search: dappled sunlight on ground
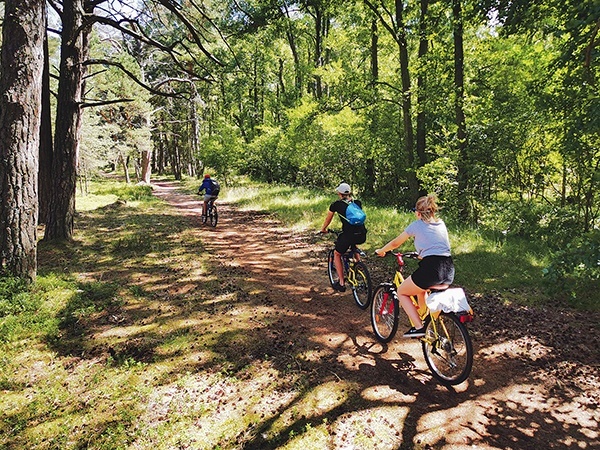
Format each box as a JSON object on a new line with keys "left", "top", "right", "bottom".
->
{"left": 11, "top": 180, "right": 595, "bottom": 450}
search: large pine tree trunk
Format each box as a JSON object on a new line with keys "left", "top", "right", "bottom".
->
{"left": 44, "top": 0, "right": 92, "bottom": 241}
{"left": 39, "top": 24, "right": 54, "bottom": 225}
{"left": 0, "top": 0, "right": 46, "bottom": 281}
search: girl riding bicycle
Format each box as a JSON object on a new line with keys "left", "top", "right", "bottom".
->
{"left": 375, "top": 194, "right": 454, "bottom": 338}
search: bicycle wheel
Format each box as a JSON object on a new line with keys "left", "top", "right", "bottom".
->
{"left": 421, "top": 312, "right": 473, "bottom": 385}
{"left": 349, "top": 261, "right": 372, "bottom": 309}
{"left": 209, "top": 205, "right": 218, "bottom": 227}
{"left": 327, "top": 249, "right": 339, "bottom": 287}
{"left": 370, "top": 284, "right": 399, "bottom": 343}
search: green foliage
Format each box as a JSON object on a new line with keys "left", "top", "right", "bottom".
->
{"left": 543, "top": 231, "right": 600, "bottom": 308}
{"left": 0, "top": 277, "right": 41, "bottom": 318}
{"left": 476, "top": 200, "right": 582, "bottom": 248}
{"left": 416, "top": 157, "right": 458, "bottom": 208}
{"left": 243, "top": 125, "right": 299, "bottom": 184}
{"left": 0, "top": 275, "right": 65, "bottom": 343}
{"left": 94, "top": 184, "right": 155, "bottom": 201}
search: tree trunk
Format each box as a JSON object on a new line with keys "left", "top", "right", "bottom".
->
{"left": 0, "top": 0, "right": 46, "bottom": 281}
{"left": 395, "top": 0, "right": 419, "bottom": 201}
{"left": 44, "top": 0, "right": 92, "bottom": 241}
{"left": 364, "top": 18, "right": 379, "bottom": 199}
{"left": 39, "top": 24, "right": 53, "bottom": 225}
{"left": 141, "top": 149, "right": 152, "bottom": 183}
{"left": 415, "top": 0, "right": 429, "bottom": 167}
{"left": 453, "top": 0, "right": 470, "bottom": 219}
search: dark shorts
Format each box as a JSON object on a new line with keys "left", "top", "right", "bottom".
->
{"left": 411, "top": 255, "right": 455, "bottom": 289}
{"left": 335, "top": 230, "right": 367, "bottom": 254}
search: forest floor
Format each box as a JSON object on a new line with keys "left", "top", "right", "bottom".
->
{"left": 150, "top": 181, "right": 599, "bottom": 449}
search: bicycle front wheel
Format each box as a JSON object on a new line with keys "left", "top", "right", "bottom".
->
{"left": 422, "top": 312, "right": 473, "bottom": 385}
{"left": 370, "top": 284, "right": 399, "bottom": 343}
{"left": 349, "top": 261, "right": 372, "bottom": 309}
{"left": 327, "top": 249, "right": 339, "bottom": 287}
{"left": 209, "top": 205, "right": 218, "bottom": 227}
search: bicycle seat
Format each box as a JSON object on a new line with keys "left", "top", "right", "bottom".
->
{"left": 429, "top": 284, "right": 450, "bottom": 293}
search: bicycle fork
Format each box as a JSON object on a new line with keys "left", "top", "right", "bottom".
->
{"left": 377, "top": 289, "right": 396, "bottom": 316}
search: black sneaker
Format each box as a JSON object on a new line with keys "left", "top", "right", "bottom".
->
{"left": 403, "top": 326, "right": 426, "bottom": 338}
{"left": 332, "top": 281, "right": 346, "bottom": 292}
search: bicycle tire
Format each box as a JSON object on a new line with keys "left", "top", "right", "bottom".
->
{"left": 370, "top": 284, "right": 399, "bottom": 343}
{"left": 209, "top": 205, "right": 218, "bottom": 227}
{"left": 327, "top": 249, "right": 339, "bottom": 287}
{"left": 421, "top": 312, "right": 473, "bottom": 385}
{"left": 350, "top": 261, "right": 372, "bottom": 309}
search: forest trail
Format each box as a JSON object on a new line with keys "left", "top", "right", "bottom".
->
{"left": 152, "top": 180, "right": 599, "bottom": 450}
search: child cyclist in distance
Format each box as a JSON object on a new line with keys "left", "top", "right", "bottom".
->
{"left": 320, "top": 183, "right": 367, "bottom": 292}
{"left": 375, "top": 194, "right": 455, "bottom": 338}
{"left": 197, "top": 174, "right": 219, "bottom": 217}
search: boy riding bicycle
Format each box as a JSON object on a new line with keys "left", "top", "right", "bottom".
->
{"left": 197, "top": 174, "right": 220, "bottom": 217}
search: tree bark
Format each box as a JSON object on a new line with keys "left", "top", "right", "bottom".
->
{"left": 39, "top": 24, "right": 53, "bottom": 225}
{"left": 453, "top": 0, "right": 470, "bottom": 219}
{"left": 0, "top": 0, "right": 46, "bottom": 281}
{"left": 44, "top": 0, "right": 93, "bottom": 241}
{"left": 395, "top": 0, "right": 419, "bottom": 201}
{"left": 416, "top": 0, "right": 429, "bottom": 167}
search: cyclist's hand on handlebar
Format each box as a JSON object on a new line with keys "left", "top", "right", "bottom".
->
{"left": 375, "top": 248, "right": 386, "bottom": 257}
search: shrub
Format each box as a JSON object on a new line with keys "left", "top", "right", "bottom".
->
{"left": 542, "top": 230, "right": 600, "bottom": 308}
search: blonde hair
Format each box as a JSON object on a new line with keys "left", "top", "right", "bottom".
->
{"left": 415, "top": 194, "right": 439, "bottom": 222}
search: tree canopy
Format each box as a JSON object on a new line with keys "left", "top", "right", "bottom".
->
{"left": 0, "top": 0, "right": 598, "bottom": 284}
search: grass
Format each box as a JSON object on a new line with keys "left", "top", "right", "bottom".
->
{"left": 0, "top": 175, "right": 596, "bottom": 449}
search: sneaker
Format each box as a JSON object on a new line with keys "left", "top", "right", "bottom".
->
{"left": 403, "top": 326, "right": 426, "bottom": 338}
{"left": 332, "top": 281, "right": 346, "bottom": 292}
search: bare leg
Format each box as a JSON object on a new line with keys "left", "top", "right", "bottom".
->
{"left": 203, "top": 201, "right": 208, "bottom": 216}
{"left": 334, "top": 250, "right": 345, "bottom": 285}
{"left": 397, "top": 276, "right": 426, "bottom": 328}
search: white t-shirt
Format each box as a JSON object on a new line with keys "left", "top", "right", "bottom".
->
{"left": 405, "top": 219, "right": 451, "bottom": 258}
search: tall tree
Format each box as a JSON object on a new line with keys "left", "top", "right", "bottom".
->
{"left": 452, "top": 0, "right": 469, "bottom": 218}
{"left": 0, "top": 0, "right": 46, "bottom": 281}
{"left": 44, "top": 0, "right": 92, "bottom": 241}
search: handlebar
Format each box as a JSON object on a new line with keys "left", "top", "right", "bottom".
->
{"left": 376, "top": 250, "right": 419, "bottom": 267}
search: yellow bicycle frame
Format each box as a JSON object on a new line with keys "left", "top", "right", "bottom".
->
{"left": 392, "top": 268, "right": 441, "bottom": 332}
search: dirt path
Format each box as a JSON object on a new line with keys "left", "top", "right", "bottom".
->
{"left": 153, "top": 181, "right": 599, "bottom": 449}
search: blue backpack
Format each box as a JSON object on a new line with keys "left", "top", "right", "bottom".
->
{"left": 342, "top": 200, "right": 366, "bottom": 225}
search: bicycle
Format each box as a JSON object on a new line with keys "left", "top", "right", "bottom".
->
{"left": 201, "top": 197, "right": 218, "bottom": 227}
{"left": 325, "top": 229, "right": 373, "bottom": 309}
{"left": 371, "top": 251, "right": 474, "bottom": 385}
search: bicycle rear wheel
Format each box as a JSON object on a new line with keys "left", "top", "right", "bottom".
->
{"left": 349, "top": 261, "right": 372, "bottom": 309}
{"left": 327, "top": 249, "right": 339, "bottom": 287}
{"left": 209, "top": 205, "right": 218, "bottom": 227}
{"left": 371, "top": 284, "right": 399, "bottom": 343}
{"left": 422, "top": 312, "right": 473, "bottom": 385}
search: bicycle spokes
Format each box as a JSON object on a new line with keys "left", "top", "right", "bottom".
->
{"left": 421, "top": 313, "right": 473, "bottom": 385}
